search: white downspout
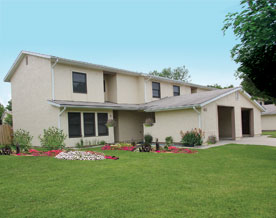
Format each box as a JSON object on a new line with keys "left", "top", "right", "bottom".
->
{"left": 51, "top": 58, "right": 59, "bottom": 100}
{"left": 193, "top": 106, "right": 202, "bottom": 129}
{"left": 58, "top": 107, "right": 66, "bottom": 129}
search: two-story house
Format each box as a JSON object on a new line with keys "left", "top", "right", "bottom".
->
{"left": 4, "top": 51, "right": 265, "bottom": 146}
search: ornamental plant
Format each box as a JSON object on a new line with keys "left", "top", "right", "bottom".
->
{"left": 207, "top": 135, "right": 217, "bottom": 144}
{"left": 13, "top": 129, "right": 33, "bottom": 152}
{"left": 39, "top": 126, "right": 67, "bottom": 150}
{"left": 144, "top": 118, "right": 154, "bottom": 127}
{"left": 165, "top": 136, "right": 173, "bottom": 150}
{"left": 180, "top": 128, "right": 204, "bottom": 147}
{"left": 106, "top": 119, "right": 116, "bottom": 128}
{"left": 144, "top": 134, "right": 153, "bottom": 144}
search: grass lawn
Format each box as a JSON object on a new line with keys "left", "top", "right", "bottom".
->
{"left": 0, "top": 144, "right": 275, "bottom": 218}
{"left": 262, "top": 131, "right": 276, "bottom": 138}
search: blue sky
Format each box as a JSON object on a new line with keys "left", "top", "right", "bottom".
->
{"left": 0, "top": 0, "right": 241, "bottom": 106}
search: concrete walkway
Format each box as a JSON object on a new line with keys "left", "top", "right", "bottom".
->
{"left": 196, "top": 135, "right": 276, "bottom": 149}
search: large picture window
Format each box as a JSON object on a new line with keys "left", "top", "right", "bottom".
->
{"left": 152, "top": 82, "right": 160, "bottom": 98}
{"left": 73, "top": 72, "right": 87, "bottom": 93}
{"left": 84, "top": 113, "right": 95, "bottom": 137}
{"left": 97, "top": 113, "right": 108, "bottom": 136}
{"left": 68, "top": 112, "right": 82, "bottom": 138}
{"left": 173, "top": 85, "right": 180, "bottom": 96}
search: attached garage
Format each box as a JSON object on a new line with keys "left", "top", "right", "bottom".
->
{"left": 262, "top": 104, "right": 276, "bottom": 131}
{"left": 144, "top": 87, "right": 264, "bottom": 143}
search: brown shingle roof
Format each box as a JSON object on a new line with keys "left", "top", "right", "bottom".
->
{"left": 262, "top": 104, "right": 276, "bottom": 115}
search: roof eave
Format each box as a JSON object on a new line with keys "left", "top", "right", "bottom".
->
{"left": 144, "top": 104, "right": 201, "bottom": 112}
{"left": 47, "top": 100, "right": 143, "bottom": 111}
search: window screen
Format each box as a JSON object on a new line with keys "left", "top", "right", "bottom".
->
{"left": 73, "top": 72, "right": 87, "bottom": 93}
{"left": 97, "top": 113, "right": 108, "bottom": 136}
{"left": 173, "top": 85, "right": 180, "bottom": 96}
{"left": 152, "top": 82, "right": 160, "bottom": 98}
{"left": 84, "top": 113, "right": 95, "bottom": 137}
{"left": 68, "top": 112, "right": 81, "bottom": 138}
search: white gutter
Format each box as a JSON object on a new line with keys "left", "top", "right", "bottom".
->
{"left": 193, "top": 106, "right": 202, "bottom": 129}
{"left": 51, "top": 58, "right": 59, "bottom": 100}
{"left": 58, "top": 107, "right": 66, "bottom": 129}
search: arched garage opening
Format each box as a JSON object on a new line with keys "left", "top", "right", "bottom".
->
{"left": 217, "top": 106, "right": 236, "bottom": 140}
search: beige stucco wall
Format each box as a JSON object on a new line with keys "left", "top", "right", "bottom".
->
{"left": 261, "top": 115, "right": 276, "bottom": 131}
{"left": 104, "top": 74, "right": 117, "bottom": 103}
{"left": 202, "top": 91, "right": 262, "bottom": 141}
{"left": 11, "top": 55, "right": 59, "bottom": 146}
{"left": 54, "top": 64, "right": 104, "bottom": 102}
{"left": 144, "top": 109, "right": 198, "bottom": 142}
{"left": 116, "top": 74, "right": 144, "bottom": 104}
{"left": 145, "top": 80, "right": 192, "bottom": 102}
{"left": 115, "top": 110, "right": 147, "bottom": 142}
{"left": 60, "top": 108, "right": 114, "bottom": 147}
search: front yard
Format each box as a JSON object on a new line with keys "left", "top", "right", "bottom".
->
{"left": 0, "top": 144, "right": 275, "bottom": 217}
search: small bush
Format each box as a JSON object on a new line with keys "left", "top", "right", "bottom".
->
{"left": 99, "top": 140, "right": 106, "bottom": 145}
{"left": 180, "top": 128, "right": 203, "bottom": 147}
{"left": 144, "top": 134, "right": 153, "bottom": 144}
{"left": 165, "top": 136, "right": 174, "bottom": 150}
{"left": 76, "top": 139, "right": 84, "bottom": 148}
{"left": 207, "top": 135, "right": 217, "bottom": 144}
{"left": 39, "top": 127, "right": 66, "bottom": 150}
{"left": 13, "top": 129, "right": 33, "bottom": 152}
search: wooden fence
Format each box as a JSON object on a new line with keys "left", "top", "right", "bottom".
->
{"left": 0, "top": 125, "right": 13, "bottom": 145}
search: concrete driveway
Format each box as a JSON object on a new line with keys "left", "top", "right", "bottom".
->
{"left": 199, "top": 135, "right": 276, "bottom": 149}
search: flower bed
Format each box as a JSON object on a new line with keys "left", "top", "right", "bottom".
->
{"left": 102, "top": 145, "right": 197, "bottom": 154}
{"left": 156, "top": 146, "right": 197, "bottom": 154}
{"left": 55, "top": 151, "right": 105, "bottom": 161}
{"left": 102, "top": 145, "right": 134, "bottom": 151}
{"left": 16, "top": 149, "right": 63, "bottom": 156}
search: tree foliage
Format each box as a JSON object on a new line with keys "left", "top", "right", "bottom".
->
{"left": 223, "top": 0, "right": 276, "bottom": 100}
{"left": 0, "top": 104, "right": 5, "bottom": 125}
{"left": 6, "top": 100, "right": 12, "bottom": 111}
{"left": 207, "top": 84, "right": 234, "bottom": 89}
{"left": 149, "top": 65, "right": 191, "bottom": 82}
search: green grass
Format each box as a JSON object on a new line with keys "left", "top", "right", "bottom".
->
{"left": 0, "top": 144, "right": 275, "bottom": 218}
{"left": 262, "top": 131, "right": 276, "bottom": 138}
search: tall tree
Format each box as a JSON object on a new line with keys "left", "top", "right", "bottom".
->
{"left": 6, "top": 100, "right": 12, "bottom": 111}
{"left": 149, "top": 65, "right": 191, "bottom": 82}
{"left": 4, "top": 100, "right": 12, "bottom": 126}
{"left": 207, "top": 84, "right": 234, "bottom": 89}
{"left": 222, "top": 0, "right": 276, "bottom": 100}
{"left": 0, "top": 103, "right": 5, "bottom": 125}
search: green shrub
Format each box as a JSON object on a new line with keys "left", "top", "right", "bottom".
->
{"left": 165, "top": 136, "right": 174, "bottom": 150}
{"left": 207, "top": 135, "right": 217, "bottom": 144}
{"left": 180, "top": 128, "right": 203, "bottom": 147}
{"left": 13, "top": 129, "right": 33, "bottom": 152}
{"left": 99, "top": 140, "right": 106, "bottom": 145}
{"left": 76, "top": 139, "right": 84, "bottom": 148}
{"left": 39, "top": 127, "right": 66, "bottom": 150}
{"left": 144, "top": 134, "right": 153, "bottom": 144}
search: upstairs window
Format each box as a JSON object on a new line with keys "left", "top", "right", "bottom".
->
{"left": 84, "top": 113, "right": 95, "bottom": 137}
{"left": 152, "top": 82, "right": 161, "bottom": 98}
{"left": 68, "top": 112, "right": 82, "bottom": 138}
{"left": 73, "top": 72, "right": 87, "bottom": 93}
{"left": 98, "top": 113, "right": 109, "bottom": 136}
{"left": 173, "top": 85, "right": 180, "bottom": 96}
